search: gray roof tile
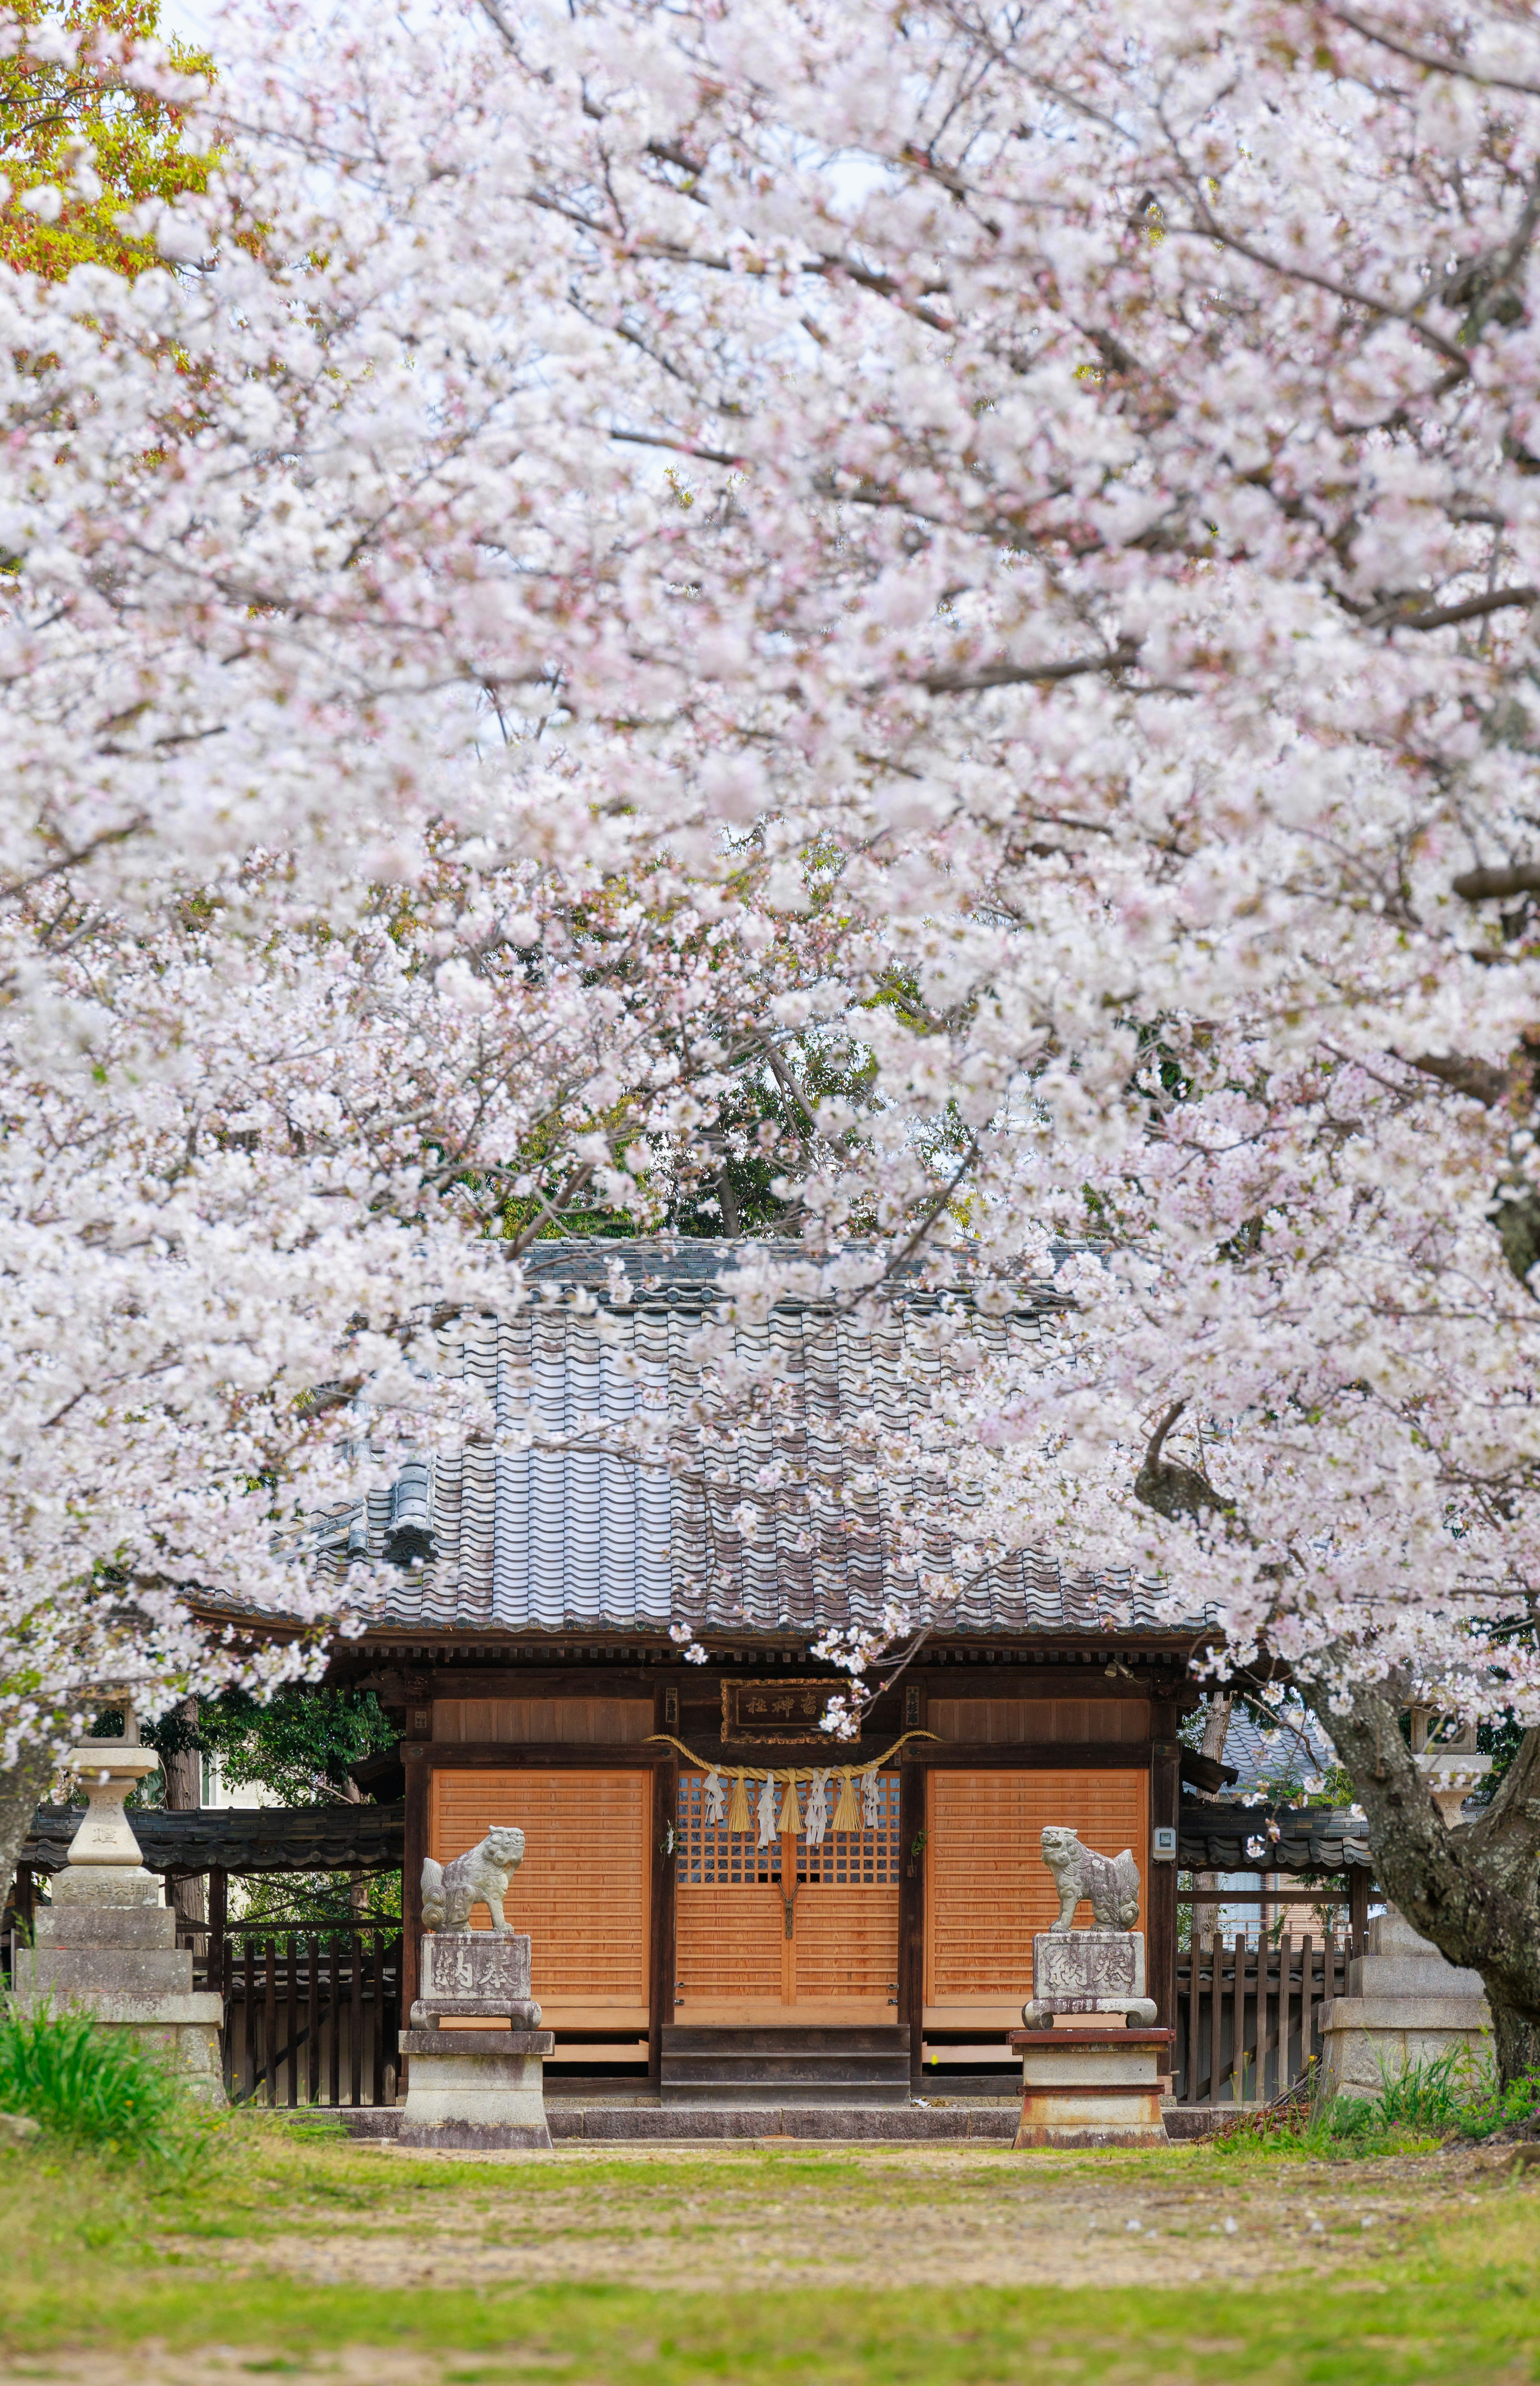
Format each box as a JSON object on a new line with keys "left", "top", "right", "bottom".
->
{"left": 312, "top": 1239, "right": 1187, "bottom": 1643}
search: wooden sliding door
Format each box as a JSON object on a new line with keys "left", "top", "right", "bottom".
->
{"left": 428, "top": 1767, "right": 651, "bottom": 2031}
{"left": 924, "top": 1767, "right": 1149, "bottom": 2029}
{"left": 674, "top": 1771, "right": 901, "bottom": 2024}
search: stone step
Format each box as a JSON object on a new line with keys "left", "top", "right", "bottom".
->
{"left": 660, "top": 2025, "right": 912, "bottom": 2104}
{"left": 663, "top": 2081, "right": 913, "bottom": 2107}
{"left": 663, "top": 2025, "right": 909, "bottom": 2054}
{"left": 665, "top": 2050, "right": 910, "bottom": 2077}
{"left": 287, "top": 2102, "right": 1022, "bottom": 2144}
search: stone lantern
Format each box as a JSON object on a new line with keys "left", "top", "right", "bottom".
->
{"left": 14, "top": 1714, "right": 225, "bottom": 2102}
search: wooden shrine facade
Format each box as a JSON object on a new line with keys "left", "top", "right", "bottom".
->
{"left": 348, "top": 1637, "right": 1196, "bottom": 2086}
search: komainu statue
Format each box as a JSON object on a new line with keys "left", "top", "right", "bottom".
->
{"left": 421, "top": 1826, "right": 526, "bottom": 1934}
{"left": 1040, "top": 1825, "right": 1141, "bottom": 1932}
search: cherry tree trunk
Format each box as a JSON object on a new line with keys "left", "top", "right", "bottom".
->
{"left": 0, "top": 1750, "right": 57, "bottom": 1921}
{"left": 1189, "top": 1692, "right": 1233, "bottom": 1945}
{"left": 1305, "top": 1688, "right": 1540, "bottom": 2089}
{"left": 161, "top": 1696, "right": 206, "bottom": 1936}
{"left": 1493, "top": 2005, "right": 1540, "bottom": 2092}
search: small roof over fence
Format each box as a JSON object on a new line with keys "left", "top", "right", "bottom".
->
{"left": 20, "top": 1796, "right": 1370, "bottom": 1880}
{"left": 1178, "top": 1802, "right": 1370, "bottom": 1874}
{"left": 20, "top": 1802, "right": 406, "bottom": 1880}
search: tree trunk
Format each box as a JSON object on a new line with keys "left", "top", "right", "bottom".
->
{"left": 0, "top": 1748, "right": 58, "bottom": 1919}
{"left": 1493, "top": 2001, "right": 1540, "bottom": 2092}
{"left": 1189, "top": 1692, "right": 1233, "bottom": 1945}
{"left": 162, "top": 1696, "right": 206, "bottom": 1937}
{"left": 1300, "top": 1681, "right": 1540, "bottom": 2088}
{"left": 1128, "top": 1392, "right": 1540, "bottom": 2088}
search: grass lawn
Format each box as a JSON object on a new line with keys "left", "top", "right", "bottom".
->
{"left": 3, "top": 2118, "right": 1540, "bottom": 2384}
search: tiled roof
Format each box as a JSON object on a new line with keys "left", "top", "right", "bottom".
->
{"left": 22, "top": 1802, "right": 406, "bottom": 1879}
{"left": 1177, "top": 1803, "right": 1370, "bottom": 1875}
{"left": 1222, "top": 1700, "right": 1337, "bottom": 1794}
{"left": 301, "top": 1238, "right": 1192, "bottom": 1645}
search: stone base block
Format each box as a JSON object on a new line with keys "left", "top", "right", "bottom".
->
{"left": 409, "top": 2000, "right": 543, "bottom": 2031}
{"left": 399, "top": 2029, "right": 553, "bottom": 2150}
{"left": 112, "top": 2019, "right": 227, "bottom": 2104}
{"left": 1019, "top": 2037, "right": 1162, "bottom": 2088}
{"left": 52, "top": 1865, "right": 160, "bottom": 1909}
{"left": 1009, "top": 2028, "right": 1172, "bottom": 2150}
{"left": 1022, "top": 1999, "right": 1157, "bottom": 2027}
{"left": 35, "top": 1908, "right": 176, "bottom": 1950}
{"left": 16, "top": 1946, "right": 198, "bottom": 2001}
{"left": 13, "top": 1934, "right": 226, "bottom": 2105}
{"left": 14, "top": 1970, "right": 223, "bottom": 2032}
{"left": 1013, "top": 2087, "right": 1168, "bottom": 2148}
{"left": 397, "top": 2118, "right": 554, "bottom": 2150}
{"left": 1348, "top": 1954, "right": 1488, "bottom": 2000}
{"left": 1318, "top": 1998, "right": 1492, "bottom": 2096}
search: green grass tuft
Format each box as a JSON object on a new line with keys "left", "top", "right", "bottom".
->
{"left": 0, "top": 1998, "right": 191, "bottom": 2161}
{"left": 1216, "top": 2047, "right": 1540, "bottom": 2159}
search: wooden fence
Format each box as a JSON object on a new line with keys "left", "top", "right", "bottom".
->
{"left": 195, "top": 1927, "right": 402, "bottom": 2108}
{"left": 1174, "top": 1934, "right": 1356, "bottom": 2105}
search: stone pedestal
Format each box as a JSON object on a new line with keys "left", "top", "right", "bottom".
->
{"left": 1009, "top": 2028, "right": 1173, "bottom": 2148}
{"left": 14, "top": 1745, "right": 224, "bottom": 2104}
{"left": 1021, "top": 1931, "right": 1158, "bottom": 2028}
{"left": 409, "top": 1927, "right": 543, "bottom": 2030}
{"left": 1010, "top": 1925, "right": 1169, "bottom": 2147}
{"left": 399, "top": 1931, "right": 553, "bottom": 2149}
{"left": 398, "top": 2028, "right": 554, "bottom": 2148}
{"left": 1319, "top": 1906, "right": 1492, "bottom": 2094}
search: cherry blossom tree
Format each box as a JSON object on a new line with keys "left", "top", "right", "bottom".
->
{"left": 177, "top": 0, "right": 1540, "bottom": 2069}
{"left": 16, "top": 0, "right": 1540, "bottom": 2074}
{"left": 0, "top": 15, "right": 828, "bottom": 1877}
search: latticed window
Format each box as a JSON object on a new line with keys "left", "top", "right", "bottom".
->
{"left": 677, "top": 1772, "right": 781, "bottom": 1881}
{"left": 803, "top": 1772, "right": 901, "bottom": 1883}
{"left": 676, "top": 1771, "right": 900, "bottom": 1886}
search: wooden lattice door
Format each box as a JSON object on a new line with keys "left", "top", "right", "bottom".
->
{"left": 428, "top": 1768, "right": 652, "bottom": 2031}
{"left": 924, "top": 1767, "right": 1149, "bottom": 2030}
{"left": 674, "top": 1772, "right": 902, "bottom": 2024}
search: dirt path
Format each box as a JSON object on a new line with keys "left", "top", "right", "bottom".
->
{"left": 154, "top": 2141, "right": 1498, "bottom": 2294}
{"left": 8, "top": 2353, "right": 450, "bottom": 2385}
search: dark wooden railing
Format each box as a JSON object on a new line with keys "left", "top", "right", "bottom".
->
{"left": 195, "top": 1925, "right": 402, "bottom": 2108}
{"left": 1173, "top": 1934, "right": 1356, "bottom": 2105}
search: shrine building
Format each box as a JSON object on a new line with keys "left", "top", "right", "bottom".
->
{"left": 312, "top": 1238, "right": 1206, "bottom": 2098}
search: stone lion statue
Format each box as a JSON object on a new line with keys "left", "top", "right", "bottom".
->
{"left": 1040, "top": 1825, "right": 1140, "bottom": 1932}
{"left": 421, "top": 1826, "right": 526, "bottom": 1934}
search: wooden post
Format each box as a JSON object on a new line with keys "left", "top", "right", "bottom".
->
{"left": 220, "top": 1924, "right": 234, "bottom": 2101}
{"left": 162, "top": 1694, "right": 207, "bottom": 1943}
{"left": 307, "top": 1932, "right": 320, "bottom": 2106}
{"left": 1207, "top": 1936, "right": 1224, "bottom": 2107}
{"left": 1306, "top": 1937, "right": 1325, "bottom": 2090}
{"left": 401, "top": 1744, "right": 429, "bottom": 2090}
{"left": 372, "top": 1932, "right": 387, "bottom": 2109}
{"left": 207, "top": 1868, "right": 227, "bottom": 1999}
{"left": 286, "top": 1936, "right": 299, "bottom": 2108}
{"left": 239, "top": 1936, "right": 255, "bottom": 2105}
{"left": 349, "top": 1932, "right": 364, "bottom": 2107}
{"left": 1147, "top": 1738, "right": 1179, "bottom": 2032}
{"left": 328, "top": 1933, "right": 341, "bottom": 2108}
{"left": 263, "top": 1937, "right": 278, "bottom": 2108}
{"left": 898, "top": 1760, "right": 925, "bottom": 2088}
{"left": 1348, "top": 1863, "right": 1370, "bottom": 1953}
{"left": 648, "top": 1757, "right": 676, "bottom": 2091}
{"left": 1179, "top": 1947, "right": 1195, "bottom": 2102}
